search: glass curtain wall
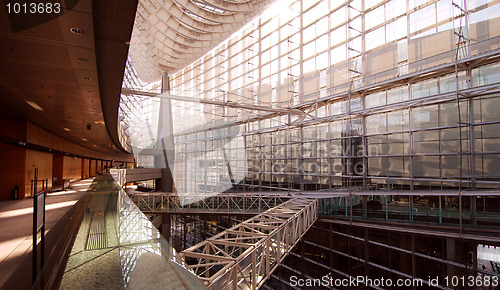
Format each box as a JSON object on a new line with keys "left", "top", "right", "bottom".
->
{"left": 169, "top": 0, "right": 500, "bottom": 192}
{"left": 120, "top": 59, "right": 162, "bottom": 167}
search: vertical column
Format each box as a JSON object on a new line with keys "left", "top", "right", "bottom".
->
{"left": 446, "top": 239, "right": 457, "bottom": 278}
{"left": 161, "top": 214, "right": 171, "bottom": 242}
{"left": 409, "top": 106, "right": 415, "bottom": 190}
{"left": 411, "top": 235, "right": 416, "bottom": 283}
{"left": 156, "top": 72, "right": 175, "bottom": 192}
{"left": 364, "top": 228, "right": 369, "bottom": 277}
{"left": 299, "top": 127, "right": 304, "bottom": 191}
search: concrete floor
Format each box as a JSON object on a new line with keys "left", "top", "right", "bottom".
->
{"left": 0, "top": 178, "right": 93, "bottom": 289}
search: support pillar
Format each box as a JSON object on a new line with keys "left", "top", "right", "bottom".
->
{"left": 161, "top": 214, "right": 171, "bottom": 242}
{"left": 446, "top": 239, "right": 458, "bottom": 278}
{"left": 155, "top": 72, "right": 175, "bottom": 192}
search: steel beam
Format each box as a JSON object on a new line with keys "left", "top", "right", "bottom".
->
{"left": 180, "top": 197, "right": 318, "bottom": 289}
{"left": 120, "top": 88, "right": 306, "bottom": 116}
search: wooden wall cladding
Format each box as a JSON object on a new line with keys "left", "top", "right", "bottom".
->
{"left": 0, "top": 143, "right": 26, "bottom": 200}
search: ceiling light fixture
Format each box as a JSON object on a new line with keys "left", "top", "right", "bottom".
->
{"left": 63, "top": 128, "right": 71, "bottom": 131}
{"left": 70, "top": 28, "right": 83, "bottom": 34}
{"left": 82, "top": 138, "right": 88, "bottom": 141}
{"left": 26, "top": 100, "right": 44, "bottom": 111}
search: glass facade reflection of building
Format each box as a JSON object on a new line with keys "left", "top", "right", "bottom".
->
{"left": 167, "top": 0, "right": 500, "bottom": 194}
{"left": 114, "top": 1, "right": 500, "bottom": 287}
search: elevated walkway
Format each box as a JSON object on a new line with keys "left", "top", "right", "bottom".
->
{"left": 52, "top": 173, "right": 205, "bottom": 290}
{"left": 315, "top": 189, "right": 500, "bottom": 240}
{"left": 0, "top": 179, "right": 90, "bottom": 289}
{"left": 180, "top": 197, "right": 318, "bottom": 289}
{"left": 21, "top": 170, "right": 499, "bottom": 289}
{"left": 84, "top": 170, "right": 500, "bottom": 289}
{"left": 131, "top": 192, "right": 293, "bottom": 215}
{"left": 33, "top": 172, "right": 315, "bottom": 290}
{"left": 110, "top": 168, "right": 161, "bottom": 186}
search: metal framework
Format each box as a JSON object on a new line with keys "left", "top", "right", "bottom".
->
{"left": 120, "top": 88, "right": 306, "bottom": 116}
{"left": 128, "top": 0, "right": 276, "bottom": 81}
{"left": 270, "top": 222, "right": 500, "bottom": 290}
{"left": 131, "top": 192, "right": 293, "bottom": 215}
{"left": 110, "top": 168, "right": 163, "bottom": 187}
{"left": 180, "top": 197, "right": 317, "bottom": 289}
{"left": 170, "top": 45, "right": 500, "bottom": 194}
{"left": 316, "top": 189, "right": 500, "bottom": 237}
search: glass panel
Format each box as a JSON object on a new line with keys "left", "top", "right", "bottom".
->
{"left": 412, "top": 79, "right": 438, "bottom": 99}
{"left": 365, "top": 91, "right": 387, "bottom": 108}
{"left": 387, "top": 86, "right": 409, "bottom": 104}
{"left": 412, "top": 105, "right": 438, "bottom": 129}
{"left": 366, "top": 113, "right": 386, "bottom": 134}
{"left": 439, "top": 72, "right": 467, "bottom": 93}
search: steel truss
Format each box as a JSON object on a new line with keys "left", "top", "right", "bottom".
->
{"left": 180, "top": 197, "right": 318, "bottom": 289}
{"left": 120, "top": 88, "right": 306, "bottom": 116}
{"left": 132, "top": 192, "right": 294, "bottom": 214}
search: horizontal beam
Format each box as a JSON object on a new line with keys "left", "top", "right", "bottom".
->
{"left": 131, "top": 192, "right": 294, "bottom": 214}
{"left": 121, "top": 88, "right": 306, "bottom": 115}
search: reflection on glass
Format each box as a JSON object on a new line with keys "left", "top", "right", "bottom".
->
{"left": 319, "top": 194, "right": 500, "bottom": 230}
{"left": 60, "top": 174, "right": 204, "bottom": 289}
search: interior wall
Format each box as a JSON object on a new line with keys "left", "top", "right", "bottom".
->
{"left": 89, "top": 159, "right": 96, "bottom": 177}
{"left": 63, "top": 156, "right": 82, "bottom": 181}
{"left": 81, "top": 158, "right": 90, "bottom": 179}
{"left": 26, "top": 150, "right": 53, "bottom": 197}
{"left": 0, "top": 143, "right": 26, "bottom": 200}
{"left": 0, "top": 120, "right": 132, "bottom": 199}
{"left": 52, "top": 154, "right": 64, "bottom": 182}
{"left": 97, "top": 160, "right": 102, "bottom": 173}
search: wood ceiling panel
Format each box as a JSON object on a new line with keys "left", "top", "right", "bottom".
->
{"left": 0, "top": 0, "right": 135, "bottom": 158}
{"left": 0, "top": 61, "right": 78, "bottom": 84}
{"left": 0, "top": 37, "right": 73, "bottom": 67}
{"left": 59, "top": 11, "right": 95, "bottom": 49}
{"left": 2, "top": 16, "right": 65, "bottom": 42}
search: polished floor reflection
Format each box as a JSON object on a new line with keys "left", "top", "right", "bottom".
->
{"left": 59, "top": 173, "right": 203, "bottom": 289}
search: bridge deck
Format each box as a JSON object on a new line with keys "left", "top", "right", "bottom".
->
{"left": 131, "top": 192, "right": 294, "bottom": 215}
{"left": 180, "top": 197, "right": 318, "bottom": 289}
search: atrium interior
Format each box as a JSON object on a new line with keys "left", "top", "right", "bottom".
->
{"left": 1, "top": 0, "right": 500, "bottom": 289}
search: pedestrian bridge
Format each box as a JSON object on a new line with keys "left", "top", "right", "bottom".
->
{"left": 128, "top": 191, "right": 318, "bottom": 289}
{"left": 110, "top": 168, "right": 162, "bottom": 186}
{"left": 110, "top": 168, "right": 320, "bottom": 289}
{"left": 180, "top": 197, "right": 318, "bottom": 289}
{"left": 130, "top": 192, "right": 294, "bottom": 215}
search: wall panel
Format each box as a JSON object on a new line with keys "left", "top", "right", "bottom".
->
{"left": 0, "top": 144, "right": 26, "bottom": 200}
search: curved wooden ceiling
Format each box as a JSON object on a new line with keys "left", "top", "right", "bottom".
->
{"left": 0, "top": 0, "right": 137, "bottom": 157}
{"left": 129, "top": 0, "right": 275, "bottom": 82}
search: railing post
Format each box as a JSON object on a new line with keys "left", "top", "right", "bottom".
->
{"left": 251, "top": 250, "right": 256, "bottom": 290}
{"left": 265, "top": 238, "right": 270, "bottom": 278}
{"left": 233, "top": 266, "right": 237, "bottom": 290}
{"left": 277, "top": 229, "right": 281, "bottom": 263}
